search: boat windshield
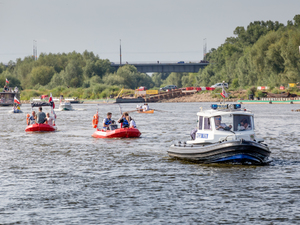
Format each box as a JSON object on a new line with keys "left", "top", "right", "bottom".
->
{"left": 214, "top": 114, "right": 233, "bottom": 131}
{"left": 233, "top": 115, "right": 252, "bottom": 131}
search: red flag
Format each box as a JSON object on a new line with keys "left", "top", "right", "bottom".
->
{"left": 14, "top": 96, "right": 20, "bottom": 104}
{"left": 49, "top": 93, "right": 56, "bottom": 119}
{"left": 6, "top": 78, "right": 9, "bottom": 84}
{"left": 220, "top": 85, "right": 228, "bottom": 98}
{"left": 49, "top": 93, "right": 55, "bottom": 109}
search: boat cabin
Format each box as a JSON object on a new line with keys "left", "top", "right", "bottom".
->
{"left": 0, "top": 91, "right": 20, "bottom": 106}
{"left": 187, "top": 104, "right": 259, "bottom": 145}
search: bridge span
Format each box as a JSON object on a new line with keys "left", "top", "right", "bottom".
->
{"left": 111, "top": 62, "right": 209, "bottom": 73}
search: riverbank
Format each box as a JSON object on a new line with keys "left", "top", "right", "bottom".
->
{"left": 159, "top": 91, "right": 244, "bottom": 103}
{"left": 20, "top": 91, "right": 244, "bottom": 104}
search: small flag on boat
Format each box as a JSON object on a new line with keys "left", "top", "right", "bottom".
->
{"left": 6, "top": 78, "right": 9, "bottom": 84}
{"left": 49, "top": 93, "right": 55, "bottom": 109}
{"left": 14, "top": 96, "right": 20, "bottom": 105}
{"left": 220, "top": 84, "right": 228, "bottom": 98}
{"left": 49, "top": 93, "right": 56, "bottom": 119}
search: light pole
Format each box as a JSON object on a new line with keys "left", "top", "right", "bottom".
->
{"left": 120, "top": 39, "right": 122, "bottom": 65}
{"left": 33, "top": 40, "right": 37, "bottom": 61}
{"left": 203, "top": 38, "right": 207, "bottom": 61}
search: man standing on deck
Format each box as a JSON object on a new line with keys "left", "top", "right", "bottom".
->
{"left": 36, "top": 107, "right": 46, "bottom": 124}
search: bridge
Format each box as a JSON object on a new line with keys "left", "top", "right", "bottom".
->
{"left": 110, "top": 61, "right": 209, "bottom": 73}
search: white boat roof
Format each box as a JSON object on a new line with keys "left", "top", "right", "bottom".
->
{"left": 197, "top": 104, "right": 254, "bottom": 117}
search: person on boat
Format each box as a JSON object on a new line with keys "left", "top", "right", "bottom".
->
{"left": 215, "top": 116, "right": 232, "bottom": 131}
{"left": 45, "top": 113, "right": 55, "bottom": 126}
{"left": 130, "top": 118, "right": 137, "bottom": 128}
{"left": 103, "top": 112, "right": 113, "bottom": 130}
{"left": 136, "top": 105, "right": 143, "bottom": 112}
{"left": 36, "top": 107, "right": 47, "bottom": 124}
{"left": 3, "top": 85, "right": 9, "bottom": 92}
{"left": 142, "top": 103, "right": 149, "bottom": 112}
{"left": 28, "top": 111, "right": 36, "bottom": 125}
{"left": 239, "top": 118, "right": 251, "bottom": 131}
{"left": 118, "top": 112, "right": 130, "bottom": 128}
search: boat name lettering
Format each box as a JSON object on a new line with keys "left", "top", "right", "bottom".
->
{"left": 197, "top": 133, "right": 208, "bottom": 139}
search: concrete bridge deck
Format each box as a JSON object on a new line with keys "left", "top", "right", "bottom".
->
{"left": 111, "top": 62, "right": 209, "bottom": 73}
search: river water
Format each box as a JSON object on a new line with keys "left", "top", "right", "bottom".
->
{"left": 0, "top": 102, "right": 300, "bottom": 224}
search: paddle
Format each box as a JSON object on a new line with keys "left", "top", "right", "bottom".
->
{"left": 149, "top": 108, "right": 168, "bottom": 112}
{"left": 127, "top": 109, "right": 139, "bottom": 113}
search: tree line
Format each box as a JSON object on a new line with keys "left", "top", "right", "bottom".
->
{"left": 1, "top": 14, "right": 299, "bottom": 99}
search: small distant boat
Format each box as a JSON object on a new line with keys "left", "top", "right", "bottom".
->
{"left": 64, "top": 97, "right": 83, "bottom": 104}
{"left": 9, "top": 109, "right": 23, "bottom": 113}
{"left": 137, "top": 109, "right": 154, "bottom": 114}
{"left": 59, "top": 101, "right": 73, "bottom": 111}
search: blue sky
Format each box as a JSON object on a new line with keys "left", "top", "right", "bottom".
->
{"left": 0, "top": 0, "right": 299, "bottom": 64}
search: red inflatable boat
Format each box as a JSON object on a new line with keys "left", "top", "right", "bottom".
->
{"left": 25, "top": 97, "right": 57, "bottom": 132}
{"left": 92, "top": 127, "right": 141, "bottom": 138}
{"left": 25, "top": 123, "right": 57, "bottom": 132}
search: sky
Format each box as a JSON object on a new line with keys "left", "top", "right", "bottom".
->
{"left": 0, "top": 0, "right": 299, "bottom": 64}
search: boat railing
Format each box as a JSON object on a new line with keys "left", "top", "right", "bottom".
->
{"left": 30, "top": 97, "right": 61, "bottom": 102}
{"left": 260, "top": 97, "right": 300, "bottom": 101}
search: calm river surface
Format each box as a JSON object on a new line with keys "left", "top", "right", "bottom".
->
{"left": 0, "top": 102, "right": 300, "bottom": 224}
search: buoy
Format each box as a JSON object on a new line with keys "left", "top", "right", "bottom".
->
{"left": 26, "top": 114, "right": 30, "bottom": 124}
{"left": 92, "top": 114, "right": 99, "bottom": 128}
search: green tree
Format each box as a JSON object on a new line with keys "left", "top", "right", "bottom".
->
{"left": 0, "top": 72, "right": 21, "bottom": 88}
{"left": 64, "top": 60, "right": 83, "bottom": 87}
{"left": 163, "top": 72, "right": 184, "bottom": 88}
{"left": 30, "top": 65, "right": 55, "bottom": 86}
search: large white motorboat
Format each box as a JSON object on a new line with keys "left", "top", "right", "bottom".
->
{"left": 168, "top": 103, "right": 271, "bottom": 164}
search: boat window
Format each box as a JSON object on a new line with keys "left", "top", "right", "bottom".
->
{"left": 233, "top": 115, "right": 252, "bottom": 131}
{"left": 198, "top": 116, "right": 203, "bottom": 130}
{"left": 204, "top": 117, "right": 211, "bottom": 130}
{"left": 214, "top": 114, "right": 233, "bottom": 131}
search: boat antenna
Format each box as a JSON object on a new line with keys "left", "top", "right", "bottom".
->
{"left": 222, "top": 81, "right": 225, "bottom": 104}
{"left": 118, "top": 103, "right": 123, "bottom": 115}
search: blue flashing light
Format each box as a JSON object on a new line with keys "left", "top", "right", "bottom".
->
{"left": 211, "top": 104, "right": 218, "bottom": 110}
{"left": 234, "top": 104, "right": 241, "bottom": 109}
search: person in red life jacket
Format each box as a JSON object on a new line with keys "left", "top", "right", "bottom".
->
{"left": 118, "top": 112, "right": 131, "bottom": 128}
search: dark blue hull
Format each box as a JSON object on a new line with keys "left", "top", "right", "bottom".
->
{"left": 168, "top": 140, "right": 271, "bottom": 165}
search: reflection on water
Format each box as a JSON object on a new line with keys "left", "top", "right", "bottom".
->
{"left": 0, "top": 103, "right": 300, "bottom": 224}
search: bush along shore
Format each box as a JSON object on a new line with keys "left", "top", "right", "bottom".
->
{"left": 19, "top": 85, "right": 300, "bottom": 104}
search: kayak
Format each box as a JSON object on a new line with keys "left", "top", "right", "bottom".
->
{"left": 25, "top": 123, "right": 57, "bottom": 132}
{"left": 137, "top": 109, "right": 154, "bottom": 114}
{"left": 92, "top": 127, "right": 141, "bottom": 138}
